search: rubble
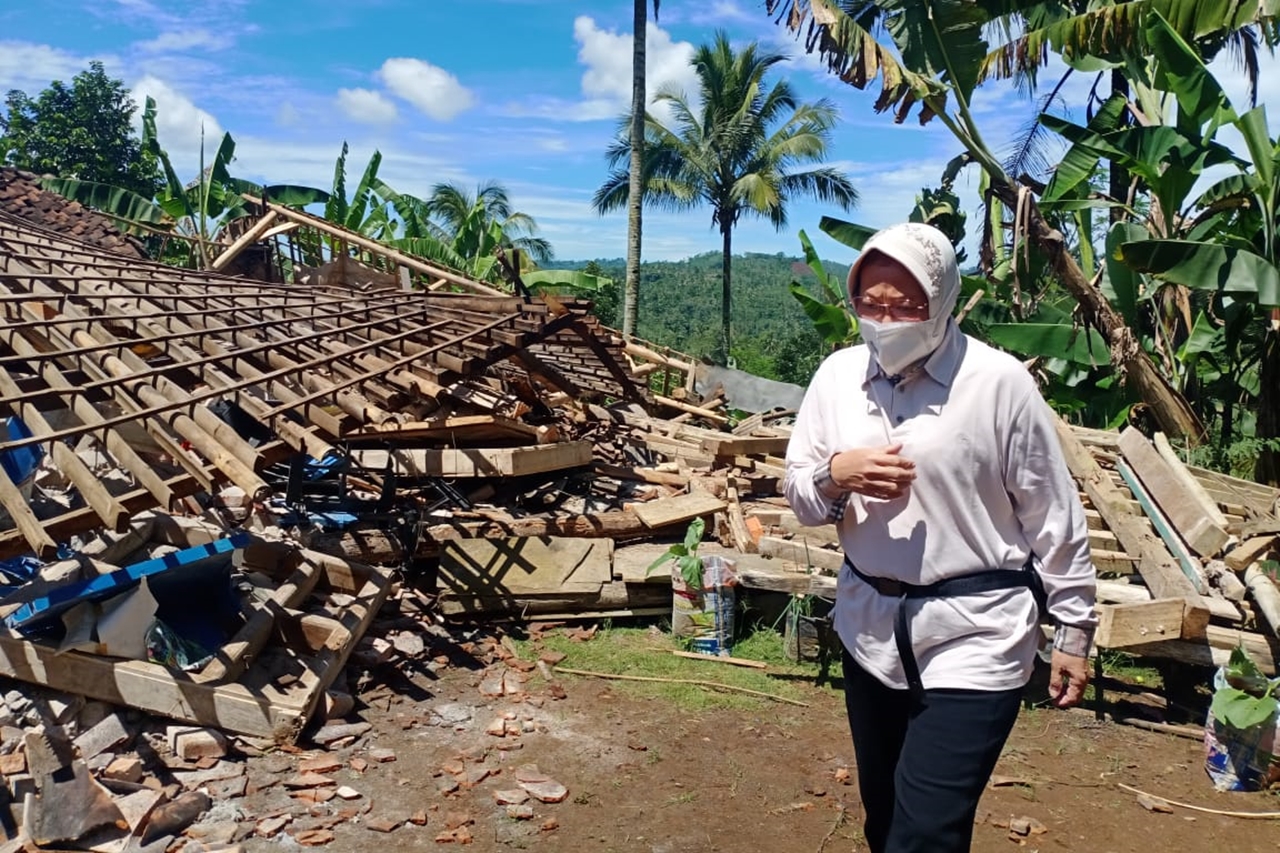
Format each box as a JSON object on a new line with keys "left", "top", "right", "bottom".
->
{"left": 0, "top": 169, "right": 1276, "bottom": 850}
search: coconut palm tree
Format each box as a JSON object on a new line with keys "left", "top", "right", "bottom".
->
{"left": 422, "top": 181, "right": 552, "bottom": 265}
{"left": 594, "top": 32, "right": 858, "bottom": 362}
{"left": 623, "top": 0, "right": 663, "bottom": 341}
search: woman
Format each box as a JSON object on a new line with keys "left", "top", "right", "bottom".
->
{"left": 783, "top": 223, "right": 1096, "bottom": 853}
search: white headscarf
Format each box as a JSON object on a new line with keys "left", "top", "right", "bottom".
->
{"left": 845, "top": 223, "right": 961, "bottom": 375}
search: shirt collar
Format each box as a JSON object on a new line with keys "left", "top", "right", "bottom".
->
{"left": 863, "top": 319, "right": 964, "bottom": 388}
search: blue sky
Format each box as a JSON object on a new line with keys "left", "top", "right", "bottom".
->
{"left": 2, "top": 0, "right": 1277, "bottom": 263}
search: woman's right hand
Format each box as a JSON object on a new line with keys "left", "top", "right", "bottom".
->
{"left": 830, "top": 444, "right": 916, "bottom": 500}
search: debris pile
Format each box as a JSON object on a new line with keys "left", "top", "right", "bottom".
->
{"left": 1, "top": 186, "right": 1279, "bottom": 845}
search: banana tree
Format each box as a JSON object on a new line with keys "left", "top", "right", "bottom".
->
{"left": 764, "top": 0, "right": 1206, "bottom": 441}
{"left": 1105, "top": 15, "right": 1280, "bottom": 481}
{"left": 44, "top": 97, "right": 327, "bottom": 268}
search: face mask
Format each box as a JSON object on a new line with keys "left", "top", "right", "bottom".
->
{"left": 859, "top": 314, "right": 950, "bottom": 376}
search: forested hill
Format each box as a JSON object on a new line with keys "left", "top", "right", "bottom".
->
{"left": 561, "top": 251, "right": 850, "bottom": 384}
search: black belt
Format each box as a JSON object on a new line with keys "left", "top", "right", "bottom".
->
{"left": 845, "top": 557, "right": 1045, "bottom": 700}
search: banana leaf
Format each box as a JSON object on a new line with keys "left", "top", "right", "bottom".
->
{"left": 1119, "top": 239, "right": 1280, "bottom": 306}
{"left": 985, "top": 323, "right": 1110, "bottom": 365}
{"left": 819, "top": 216, "right": 877, "bottom": 251}
{"left": 789, "top": 281, "right": 854, "bottom": 345}
{"left": 1105, "top": 222, "right": 1149, "bottom": 326}
{"left": 523, "top": 269, "right": 610, "bottom": 294}
{"left": 1145, "top": 11, "right": 1236, "bottom": 139}
{"left": 39, "top": 178, "right": 171, "bottom": 226}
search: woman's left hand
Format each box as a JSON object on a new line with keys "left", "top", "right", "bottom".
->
{"left": 1048, "top": 650, "right": 1089, "bottom": 707}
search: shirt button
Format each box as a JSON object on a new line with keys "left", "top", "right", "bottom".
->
{"left": 895, "top": 415, "right": 905, "bottom": 423}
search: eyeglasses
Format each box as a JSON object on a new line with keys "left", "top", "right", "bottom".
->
{"left": 851, "top": 297, "right": 929, "bottom": 322}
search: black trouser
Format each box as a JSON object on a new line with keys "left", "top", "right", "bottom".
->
{"left": 842, "top": 649, "right": 1023, "bottom": 853}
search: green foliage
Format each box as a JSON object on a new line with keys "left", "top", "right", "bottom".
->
{"left": 646, "top": 518, "right": 707, "bottom": 588}
{"left": 0, "top": 62, "right": 159, "bottom": 197}
{"left": 1211, "top": 646, "right": 1280, "bottom": 730}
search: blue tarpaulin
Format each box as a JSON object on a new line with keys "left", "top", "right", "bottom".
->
{"left": 0, "top": 417, "right": 43, "bottom": 485}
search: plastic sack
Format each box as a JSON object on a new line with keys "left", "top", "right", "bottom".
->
{"left": 671, "top": 555, "right": 738, "bottom": 656}
{"left": 1204, "top": 667, "right": 1280, "bottom": 792}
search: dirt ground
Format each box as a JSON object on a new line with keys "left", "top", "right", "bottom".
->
{"left": 211, "top": 621, "right": 1280, "bottom": 853}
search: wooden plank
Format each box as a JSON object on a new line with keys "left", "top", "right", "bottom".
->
{"left": 699, "top": 435, "right": 791, "bottom": 458}
{"left": 1054, "top": 420, "right": 1206, "bottom": 605}
{"left": 439, "top": 537, "right": 613, "bottom": 595}
{"left": 1096, "top": 599, "right": 1206, "bottom": 649}
{"left": 724, "top": 480, "right": 756, "bottom": 554}
{"left": 632, "top": 491, "right": 727, "bottom": 529}
{"left": 354, "top": 441, "right": 591, "bottom": 477}
{"left": 1115, "top": 458, "right": 1206, "bottom": 591}
{"left": 1128, "top": 625, "right": 1280, "bottom": 675}
{"left": 1153, "top": 432, "right": 1231, "bottom": 529}
{"left": 1118, "top": 427, "right": 1230, "bottom": 556}
{"left": 1225, "top": 535, "right": 1278, "bottom": 571}
{"left": 757, "top": 536, "right": 843, "bottom": 572}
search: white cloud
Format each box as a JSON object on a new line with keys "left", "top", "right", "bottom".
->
{"left": 0, "top": 41, "right": 117, "bottom": 94}
{"left": 685, "top": 0, "right": 757, "bottom": 26}
{"left": 336, "top": 87, "right": 398, "bottom": 124}
{"left": 130, "top": 75, "right": 223, "bottom": 171}
{"left": 135, "top": 29, "right": 231, "bottom": 53}
{"left": 378, "top": 58, "right": 473, "bottom": 121}
{"left": 572, "top": 16, "right": 699, "bottom": 122}
{"left": 275, "top": 102, "right": 301, "bottom": 127}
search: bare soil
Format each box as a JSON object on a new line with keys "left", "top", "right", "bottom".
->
{"left": 227, "top": 631, "right": 1280, "bottom": 853}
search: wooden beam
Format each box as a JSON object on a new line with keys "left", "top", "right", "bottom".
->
{"left": 209, "top": 211, "right": 278, "bottom": 271}
{"left": 699, "top": 435, "right": 791, "bottom": 458}
{"left": 1225, "top": 535, "right": 1278, "bottom": 571}
{"left": 1153, "top": 432, "right": 1230, "bottom": 529}
{"left": 354, "top": 441, "right": 592, "bottom": 478}
{"left": 1118, "top": 427, "right": 1230, "bottom": 556}
{"left": 439, "top": 536, "right": 613, "bottom": 596}
{"left": 423, "top": 511, "right": 650, "bottom": 545}
{"left": 1054, "top": 419, "right": 1206, "bottom": 605}
{"left": 1115, "top": 458, "right": 1205, "bottom": 591}
{"left": 757, "top": 536, "right": 843, "bottom": 572}
{"left": 1095, "top": 599, "right": 1209, "bottom": 649}
{"left": 652, "top": 395, "right": 730, "bottom": 424}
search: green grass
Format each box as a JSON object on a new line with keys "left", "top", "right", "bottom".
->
{"left": 512, "top": 624, "right": 842, "bottom": 713}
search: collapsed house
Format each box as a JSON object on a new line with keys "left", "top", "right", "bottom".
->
{"left": 0, "top": 177, "right": 1277, "bottom": 844}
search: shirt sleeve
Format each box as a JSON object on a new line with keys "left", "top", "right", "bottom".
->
{"left": 1004, "top": 386, "right": 1098, "bottom": 642}
{"left": 784, "top": 359, "right": 852, "bottom": 527}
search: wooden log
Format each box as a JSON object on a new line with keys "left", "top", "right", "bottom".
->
{"left": 1225, "top": 535, "right": 1278, "bottom": 571}
{"left": 1244, "top": 564, "right": 1280, "bottom": 638}
{"left": 1095, "top": 599, "right": 1209, "bottom": 648}
{"left": 1054, "top": 420, "right": 1206, "bottom": 606}
{"left": 632, "top": 491, "right": 727, "bottom": 529}
{"left": 1118, "top": 427, "right": 1230, "bottom": 556}
{"left": 0, "top": 463, "right": 56, "bottom": 558}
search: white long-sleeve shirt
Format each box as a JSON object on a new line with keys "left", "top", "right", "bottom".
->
{"left": 783, "top": 323, "right": 1097, "bottom": 691}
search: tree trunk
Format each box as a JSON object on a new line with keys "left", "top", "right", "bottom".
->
{"left": 721, "top": 222, "right": 733, "bottom": 363}
{"left": 1256, "top": 320, "right": 1280, "bottom": 485}
{"left": 623, "top": 0, "right": 646, "bottom": 340}
{"left": 1109, "top": 69, "right": 1130, "bottom": 226}
{"left": 988, "top": 178, "right": 1205, "bottom": 443}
